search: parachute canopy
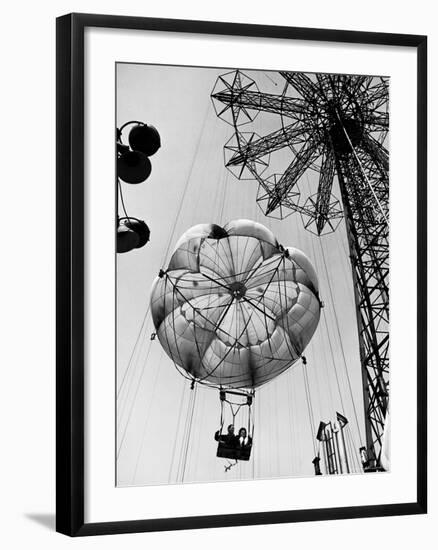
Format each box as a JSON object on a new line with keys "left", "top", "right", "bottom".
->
{"left": 150, "top": 219, "right": 321, "bottom": 390}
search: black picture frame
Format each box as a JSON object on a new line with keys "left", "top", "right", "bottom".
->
{"left": 56, "top": 12, "right": 427, "bottom": 537}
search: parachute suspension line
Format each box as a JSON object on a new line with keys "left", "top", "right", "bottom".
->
{"left": 342, "top": 422, "right": 355, "bottom": 473}
{"left": 318, "top": 237, "right": 362, "bottom": 444}
{"left": 302, "top": 357, "right": 317, "bottom": 457}
{"left": 321, "top": 308, "right": 347, "bottom": 415}
{"left": 207, "top": 236, "right": 225, "bottom": 388}
{"left": 182, "top": 382, "right": 198, "bottom": 482}
{"left": 301, "top": 170, "right": 362, "bottom": 461}
{"left": 176, "top": 385, "right": 192, "bottom": 482}
{"left": 286, "top": 368, "right": 297, "bottom": 473}
{"left": 117, "top": 102, "right": 208, "bottom": 447}
{"left": 345, "top": 424, "right": 362, "bottom": 473}
{"left": 301, "top": 171, "right": 336, "bottom": 409}
{"left": 220, "top": 396, "right": 225, "bottom": 432}
{"left": 163, "top": 283, "right": 256, "bottom": 386}
{"left": 226, "top": 401, "right": 244, "bottom": 424}
{"left": 157, "top": 114, "right": 226, "bottom": 387}
{"left": 130, "top": 355, "right": 163, "bottom": 484}
{"left": 118, "top": 107, "right": 210, "bottom": 454}
{"left": 117, "top": 317, "right": 151, "bottom": 431}
{"left": 117, "top": 321, "right": 156, "bottom": 458}
{"left": 253, "top": 392, "right": 260, "bottom": 479}
{"left": 343, "top": 424, "right": 357, "bottom": 473}
{"left": 278, "top": 210, "right": 321, "bottom": 468}
{"left": 117, "top": 300, "right": 156, "bottom": 452}
{"left": 285, "top": 196, "right": 322, "bottom": 466}
{"left": 178, "top": 382, "right": 198, "bottom": 483}
{"left": 161, "top": 270, "right": 202, "bottom": 386}
{"left": 243, "top": 254, "right": 286, "bottom": 367}
{"left": 164, "top": 276, "right": 203, "bottom": 386}
{"left": 274, "top": 382, "right": 281, "bottom": 476}
{"left": 192, "top": 389, "right": 206, "bottom": 476}
{"left": 117, "top": 308, "right": 150, "bottom": 399}
{"left": 248, "top": 400, "right": 254, "bottom": 438}
{"left": 165, "top": 268, "right": 236, "bottom": 388}
{"left": 162, "top": 99, "right": 211, "bottom": 266}
{"left": 117, "top": 215, "right": 155, "bottom": 407}
{"left": 266, "top": 383, "right": 273, "bottom": 478}
{"left": 168, "top": 378, "right": 187, "bottom": 483}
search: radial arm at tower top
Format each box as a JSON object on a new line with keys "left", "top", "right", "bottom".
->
{"left": 211, "top": 70, "right": 389, "bottom": 470}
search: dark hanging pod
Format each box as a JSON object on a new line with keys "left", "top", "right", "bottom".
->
{"left": 124, "top": 218, "right": 151, "bottom": 248}
{"left": 117, "top": 142, "right": 130, "bottom": 155}
{"left": 117, "top": 150, "right": 152, "bottom": 184}
{"left": 117, "top": 224, "right": 140, "bottom": 253}
{"left": 128, "top": 124, "right": 161, "bottom": 157}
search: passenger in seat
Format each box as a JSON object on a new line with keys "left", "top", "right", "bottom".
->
{"left": 215, "top": 424, "right": 238, "bottom": 447}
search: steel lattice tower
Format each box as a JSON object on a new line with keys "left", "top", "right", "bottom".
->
{"left": 211, "top": 70, "right": 389, "bottom": 469}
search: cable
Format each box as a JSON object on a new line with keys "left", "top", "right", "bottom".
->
{"left": 117, "top": 308, "right": 150, "bottom": 399}
{"left": 302, "top": 362, "right": 318, "bottom": 456}
{"left": 337, "top": 110, "right": 388, "bottom": 223}
{"left": 318, "top": 237, "right": 363, "bottom": 443}
{"left": 168, "top": 380, "right": 187, "bottom": 483}
{"left": 117, "top": 326, "right": 155, "bottom": 458}
{"left": 161, "top": 100, "right": 211, "bottom": 266}
{"left": 130, "top": 355, "right": 163, "bottom": 484}
{"left": 180, "top": 383, "right": 198, "bottom": 483}
{"left": 118, "top": 178, "right": 130, "bottom": 219}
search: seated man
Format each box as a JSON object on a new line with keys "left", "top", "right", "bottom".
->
{"left": 215, "top": 424, "right": 238, "bottom": 448}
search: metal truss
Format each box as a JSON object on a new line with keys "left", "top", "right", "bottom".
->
{"left": 211, "top": 70, "right": 390, "bottom": 469}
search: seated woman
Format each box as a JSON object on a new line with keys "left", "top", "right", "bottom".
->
{"left": 236, "top": 427, "right": 253, "bottom": 460}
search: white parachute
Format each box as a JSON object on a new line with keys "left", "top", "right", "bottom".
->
{"left": 150, "top": 219, "right": 321, "bottom": 389}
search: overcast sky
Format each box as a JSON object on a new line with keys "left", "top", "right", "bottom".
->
{"left": 116, "top": 63, "right": 367, "bottom": 487}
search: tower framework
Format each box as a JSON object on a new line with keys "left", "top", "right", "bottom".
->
{"left": 211, "top": 70, "right": 389, "bottom": 469}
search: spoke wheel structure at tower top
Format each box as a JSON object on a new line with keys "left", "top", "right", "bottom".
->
{"left": 211, "top": 70, "right": 389, "bottom": 470}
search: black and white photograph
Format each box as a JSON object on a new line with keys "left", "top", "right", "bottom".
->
{"left": 116, "top": 63, "right": 390, "bottom": 487}
{"left": 0, "top": 1, "right": 430, "bottom": 546}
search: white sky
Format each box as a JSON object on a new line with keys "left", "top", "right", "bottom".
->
{"left": 116, "top": 63, "right": 367, "bottom": 487}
